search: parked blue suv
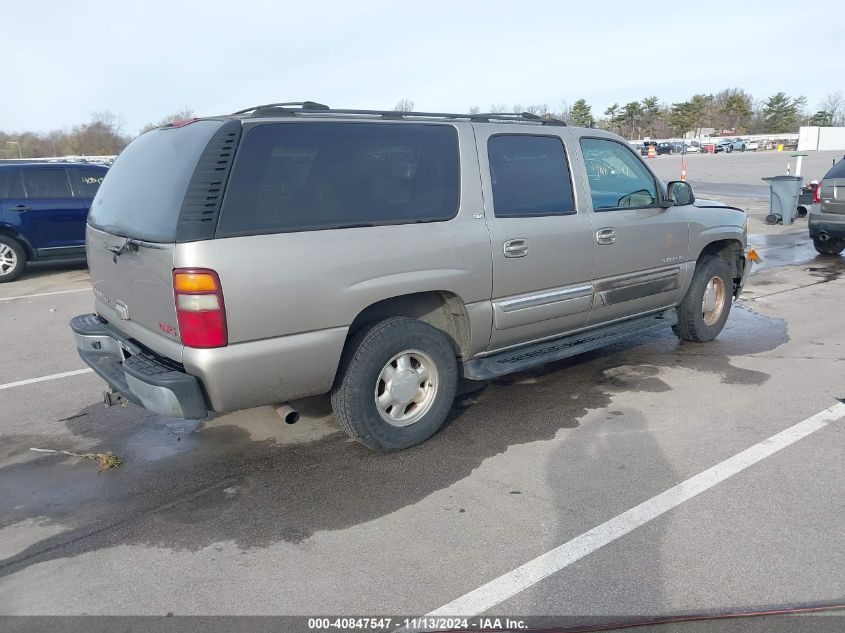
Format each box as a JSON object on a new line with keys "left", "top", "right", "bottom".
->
{"left": 0, "top": 162, "right": 107, "bottom": 282}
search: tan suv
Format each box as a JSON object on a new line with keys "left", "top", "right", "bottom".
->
{"left": 71, "top": 102, "right": 751, "bottom": 450}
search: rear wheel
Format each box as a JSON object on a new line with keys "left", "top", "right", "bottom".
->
{"left": 0, "top": 236, "right": 26, "bottom": 283}
{"left": 741, "top": 145, "right": 747, "bottom": 152}
{"left": 673, "top": 256, "right": 733, "bottom": 342}
{"left": 813, "top": 237, "right": 845, "bottom": 255}
{"left": 331, "top": 317, "right": 458, "bottom": 451}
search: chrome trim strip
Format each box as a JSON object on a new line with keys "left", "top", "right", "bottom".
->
{"left": 498, "top": 284, "right": 593, "bottom": 312}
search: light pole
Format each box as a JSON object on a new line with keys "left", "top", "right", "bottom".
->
{"left": 5, "top": 141, "right": 22, "bottom": 159}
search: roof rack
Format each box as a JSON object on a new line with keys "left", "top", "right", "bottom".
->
{"left": 229, "top": 102, "right": 566, "bottom": 126}
{"left": 231, "top": 101, "right": 331, "bottom": 115}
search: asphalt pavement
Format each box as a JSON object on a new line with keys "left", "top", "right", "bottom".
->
{"left": 1, "top": 152, "right": 844, "bottom": 630}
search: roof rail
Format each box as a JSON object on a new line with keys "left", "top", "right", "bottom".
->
{"left": 229, "top": 102, "right": 566, "bottom": 126}
{"left": 230, "top": 101, "right": 330, "bottom": 115}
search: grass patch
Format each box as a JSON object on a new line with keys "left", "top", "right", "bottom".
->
{"left": 30, "top": 447, "right": 123, "bottom": 470}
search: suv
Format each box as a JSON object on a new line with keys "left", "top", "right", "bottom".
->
{"left": 0, "top": 162, "right": 108, "bottom": 282}
{"left": 70, "top": 103, "right": 751, "bottom": 451}
{"left": 808, "top": 158, "right": 845, "bottom": 255}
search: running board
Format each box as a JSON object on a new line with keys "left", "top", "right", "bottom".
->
{"left": 463, "top": 310, "right": 677, "bottom": 381}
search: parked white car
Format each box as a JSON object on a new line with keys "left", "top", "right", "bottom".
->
{"left": 684, "top": 142, "right": 701, "bottom": 153}
{"left": 731, "top": 138, "right": 758, "bottom": 152}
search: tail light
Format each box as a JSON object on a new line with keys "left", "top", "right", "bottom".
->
{"left": 173, "top": 269, "right": 228, "bottom": 348}
{"left": 813, "top": 181, "right": 822, "bottom": 204}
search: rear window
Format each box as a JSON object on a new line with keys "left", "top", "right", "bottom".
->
{"left": 217, "top": 122, "right": 460, "bottom": 236}
{"left": 69, "top": 168, "right": 106, "bottom": 198}
{"left": 21, "top": 169, "right": 72, "bottom": 198}
{"left": 826, "top": 159, "right": 845, "bottom": 179}
{"left": 88, "top": 120, "right": 224, "bottom": 242}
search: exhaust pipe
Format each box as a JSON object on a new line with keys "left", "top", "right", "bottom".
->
{"left": 818, "top": 231, "right": 830, "bottom": 242}
{"left": 274, "top": 403, "right": 300, "bottom": 424}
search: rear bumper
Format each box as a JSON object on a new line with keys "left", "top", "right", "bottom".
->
{"left": 70, "top": 314, "right": 208, "bottom": 419}
{"left": 808, "top": 217, "right": 845, "bottom": 240}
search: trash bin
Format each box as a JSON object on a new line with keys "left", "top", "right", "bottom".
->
{"left": 762, "top": 175, "right": 803, "bottom": 225}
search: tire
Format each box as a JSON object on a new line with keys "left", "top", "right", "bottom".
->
{"left": 725, "top": 145, "right": 733, "bottom": 153}
{"left": 331, "top": 316, "right": 458, "bottom": 451}
{"left": 673, "top": 256, "right": 733, "bottom": 343}
{"left": 741, "top": 145, "right": 746, "bottom": 152}
{"left": 0, "top": 235, "right": 26, "bottom": 283}
{"left": 813, "top": 237, "right": 845, "bottom": 255}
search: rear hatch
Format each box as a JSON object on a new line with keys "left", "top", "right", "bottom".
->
{"left": 820, "top": 160, "right": 845, "bottom": 215}
{"left": 86, "top": 119, "right": 241, "bottom": 360}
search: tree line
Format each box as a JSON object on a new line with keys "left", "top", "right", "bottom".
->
{"left": 0, "top": 109, "right": 195, "bottom": 160}
{"left": 457, "top": 90, "right": 843, "bottom": 140}
{"left": 2, "top": 92, "right": 843, "bottom": 159}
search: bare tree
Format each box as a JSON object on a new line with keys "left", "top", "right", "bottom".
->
{"left": 468, "top": 106, "right": 480, "bottom": 114}
{"left": 820, "top": 92, "right": 844, "bottom": 126}
{"left": 489, "top": 104, "right": 508, "bottom": 113}
{"left": 523, "top": 104, "right": 550, "bottom": 117}
{"left": 393, "top": 99, "right": 415, "bottom": 112}
{"left": 140, "top": 108, "right": 196, "bottom": 134}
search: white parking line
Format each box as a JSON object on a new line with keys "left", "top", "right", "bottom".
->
{"left": 0, "top": 288, "right": 89, "bottom": 302}
{"left": 0, "top": 368, "right": 93, "bottom": 391}
{"left": 424, "top": 402, "right": 845, "bottom": 618}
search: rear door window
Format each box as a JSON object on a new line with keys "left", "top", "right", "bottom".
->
{"left": 0, "top": 170, "right": 18, "bottom": 198}
{"left": 69, "top": 169, "right": 106, "bottom": 198}
{"left": 218, "top": 122, "right": 460, "bottom": 236}
{"left": 21, "top": 169, "right": 72, "bottom": 199}
{"left": 487, "top": 134, "right": 576, "bottom": 217}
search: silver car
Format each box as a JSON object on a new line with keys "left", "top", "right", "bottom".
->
{"left": 71, "top": 102, "right": 752, "bottom": 450}
{"left": 809, "top": 158, "right": 845, "bottom": 255}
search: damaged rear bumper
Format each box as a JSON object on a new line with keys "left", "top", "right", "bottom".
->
{"left": 70, "top": 314, "right": 208, "bottom": 420}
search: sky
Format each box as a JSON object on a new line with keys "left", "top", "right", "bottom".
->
{"left": 3, "top": 0, "right": 843, "bottom": 135}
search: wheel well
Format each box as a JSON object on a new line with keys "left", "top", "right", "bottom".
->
{"left": 699, "top": 239, "right": 743, "bottom": 280}
{"left": 0, "top": 227, "right": 33, "bottom": 260}
{"left": 347, "top": 291, "right": 472, "bottom": 360}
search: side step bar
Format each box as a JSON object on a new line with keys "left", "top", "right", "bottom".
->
{"left": 463, "top": 310, "right": 677, "bottom": 381}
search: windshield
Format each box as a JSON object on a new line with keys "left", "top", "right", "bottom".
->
{"left": 88, "top": 120, "right": 223, "bottom": 242}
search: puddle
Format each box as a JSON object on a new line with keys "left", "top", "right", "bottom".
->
{"left": 0, "top": 306, "right": 788, "bottom": 577}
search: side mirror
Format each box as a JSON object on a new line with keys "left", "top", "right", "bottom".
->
{"left": 667, "top": 180, "right": 695, "bottom": 206}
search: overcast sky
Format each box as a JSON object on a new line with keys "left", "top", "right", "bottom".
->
{"left": 3, "top": 0, "right": 843, "bottom": 135}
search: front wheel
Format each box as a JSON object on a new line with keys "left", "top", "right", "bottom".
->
{"left": 0, "top": 236, "right": 26, "bottom": 283}
{"left": 331, "top": 317, "right": 458, "bottom": 451}
{"left": 725, "top": 145, "right": 733, "bottom": 153}
{"left": 813, "top": 236, "right": 845, "bottom": 255}
{"left": 673, "top": 256, "right": 733, "bottom": 342}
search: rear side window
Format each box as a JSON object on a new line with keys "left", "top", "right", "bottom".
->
{"left": 487, "top": 135, "right": 576, "bottom": 217}
{"left": 21, "top": 169, "right": 72, "bottom": 199}
{"left": 218, "top": 122, "right": 460, "bottom": 236}
{"left": 69, "top": 168, "right": 106, "bottom": 198}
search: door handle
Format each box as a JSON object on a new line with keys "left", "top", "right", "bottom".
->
{"left": 596, "top": 228, "right": 616, "bottom": 245}
{"left": 503, "top": 238, "right": 529, "bottom": 258}
{"left": 13, "top": 205, "right": 31, "bottom": 213}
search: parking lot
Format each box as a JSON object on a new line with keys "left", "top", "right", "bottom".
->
{"left": 1, "top": 150, "right": 844, "bottom": 627}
